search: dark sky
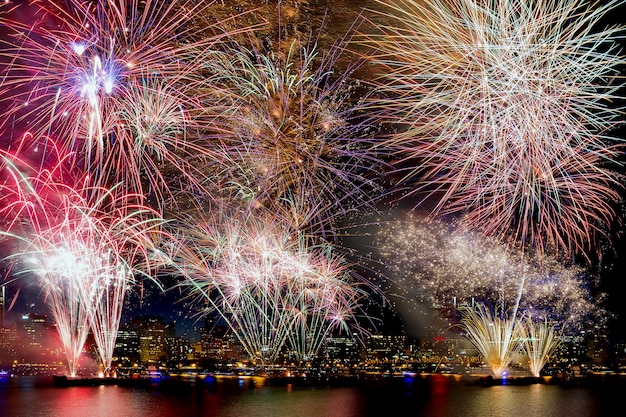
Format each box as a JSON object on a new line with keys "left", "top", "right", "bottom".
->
{"left": 1, "top": 0, "right": 626, "bottom": 345}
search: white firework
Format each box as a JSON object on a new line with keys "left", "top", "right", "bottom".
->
{"left": 364, "top": 0, "right": 625, "bottom": 258}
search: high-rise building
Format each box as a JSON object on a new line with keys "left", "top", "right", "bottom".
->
{"left": 130, "top": 316, "right": 167, "bottom": 364}
{"left": 366, "top": 334, "right": 407, "bottom": 360}
{"left": 323, "top": 334, "right": 360, "bottom": 361}
{"left": 18, "top": 313, "right": 48, "bottom": 350}
{"left": 0, "top": 327, "right": 18, "bottom": 364}
{"left": 165, "top": 336, "right": 193, "bottom": 363}
{"left": 198, "top": 317, "right": 240, "bottom": 361}
{"left": 114, "top": 326, "right": 140, "bottom": 365}
{"left": 12, "top": 313, "right": 58, "bottom": 365}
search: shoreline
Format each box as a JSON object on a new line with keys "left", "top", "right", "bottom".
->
{"left": 48, "top": 371, "right": 626, "bottom": 389}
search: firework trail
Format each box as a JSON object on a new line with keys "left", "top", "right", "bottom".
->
{"left": 459, "top": 304, "right": 561, "bottom": 377}
{"left": 458, "top": 303, "right": 522, "bottom": 377}
{"left": 200, "top": 31, "right": 384, "bottom": 240}
{"left": 0, "top": 138, "right": 167, "bottom": 376}
{"left": 282, "top": 241, "right": 367, "bottom": 362}
{"left": 375, "top": 214, "right": 606, "bottom": 332}
{"left": 519, "top": 316, "right": 560, "bottom": 377}
{"left": 166, "top": 207, "right": 371, "bottom": 364}
{"left": 363, "top": 0, "right": 625, "bottom": 258}
{"left": 0, "top": 0, "right": 256, "bottom": 208}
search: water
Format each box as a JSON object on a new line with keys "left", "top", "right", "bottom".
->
{"left": 1, "top": 374, "right": 624, "bottom": 417}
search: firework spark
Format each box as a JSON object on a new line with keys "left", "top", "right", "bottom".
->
{"left": 458, "top": 303, "right": 522, "bottom": 377}
{"left": 375, "top": 214, "right": 606, "bottom": 332}
{"left": 0, "top": 138, "right": 167, "bottom": 376}
{"left": 459, "top": 304, "right": 561, "bottom": 377}
{"left": 0, "top": 0, "right": 255, "bottom": 207}
{"left": 201, "top": 34, "right": 383, "bottom": 239}
{"left": 363, "top": 0, "right": 625, "bottom": 258}
{"left": 167, "top": 208, "right": 371, "bottom": 364}
{"left": 519, "top": 316, "right": 561, "bottom": 377}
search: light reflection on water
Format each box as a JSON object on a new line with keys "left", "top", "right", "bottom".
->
{"left": 0, "top": 375, "right": 623, "bottom": 417}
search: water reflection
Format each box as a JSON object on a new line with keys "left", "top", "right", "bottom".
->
{"left": 1, "top": 375, "right": 626, "bottom": 417}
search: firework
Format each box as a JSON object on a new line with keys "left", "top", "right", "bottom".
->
{"left": 375, "top": 214, "right": 606, "bottom": 332}
{"left": 0, "top": 0, "right": 254, "bottom": 207}
{"left": 167, "top": 208, "right": 370, "bottom": 364}
{"left": 283, "top": 243, "right": 367, "bottom": 362}
{"left": 200, "top": 33, "right": 383, "bottom": 239}
{"left": 518, "top": 316, "right": 560, "bottom": 377}
{"left": 30, "top": 245, "right": 92, "bottom": 378}
{"left": 0, "top": 139, "right": 166, "bottom": 376}
{"left": 459, "top": 304, "right": 561, "bottom": 377}
{"left": 363, "top": 0, "right": 625, "bottom": 257}
{"left": 458, "top": 303, "right": 522, "bottom": 377}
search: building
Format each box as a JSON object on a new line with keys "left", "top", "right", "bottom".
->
{"left": 366, "top": 334, "right": 407, "bottom": 361}
{"left": 197, "top": 317, "right": 244, "bottom": 361}
{"left": 130, "top": 316, "right": 168, "bottom": 364}
{"left": 165, "top": 335, "right": 194, "bottom": 363}
{"left": 322, "top": 333, "right": 360, "bottom": 362}
{"left": 114, "top": 326, "right": 140, "bottom": 365}
{"left": 16, "top": 313, "right": 51, "bottom": 361}
{"left": 0, "top": 327, "right": 17, "bottom": 365}
{"left": 0, "top": 286, "right": 5, "bottom": 328}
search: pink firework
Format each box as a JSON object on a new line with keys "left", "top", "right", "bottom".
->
{"left": 168, "top": 207, "right": 371, "bottom": 364}
{"left": 363, "top": 0, "right": 625, "bottom": 258}
{"left": 0, "top": 137, "right": 167, "bottom": 376}
{"left": 0, "top": 0, "right": 255, "bottom": 208}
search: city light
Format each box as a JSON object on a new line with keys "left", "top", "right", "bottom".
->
{"left": 0, "top": 0, "right": 623, "bottom": 383}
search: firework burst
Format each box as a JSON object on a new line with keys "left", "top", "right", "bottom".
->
{"left": 167, "top": 207, "right": 371, "bottom": 364}
{"left": 375, "top": 214, "right": 606, "bottom": 332}
{"left": 459, "top": 304, "right": 561, "bottom": 377}
{"left": 0, "top": 0, "right": 252, "bottom": 207}
{"left": 458, "top": 303, "right": 522, "bottom": 377}
{"left": 0, "top": 138, "right": 167, "bottom": 376}
{"left": 201, "top": 32, "right": 383, "bottom": 239}
{"left": 363, "top": 0, "right": 626, "bottom": 258}
{"left": 518, "top": 316, "right": 561, "bottom": 377}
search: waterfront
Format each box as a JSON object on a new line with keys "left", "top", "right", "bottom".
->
{"left": 1, "top": 374, "right": 625, "bottom": 417}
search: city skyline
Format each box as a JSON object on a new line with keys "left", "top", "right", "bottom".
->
{"left": 1, "top": 0, "right": 626, "bottom": 378}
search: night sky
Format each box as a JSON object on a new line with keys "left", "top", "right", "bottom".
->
{"left": 1, "top": 0, "right": 626, "bottom": 347}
